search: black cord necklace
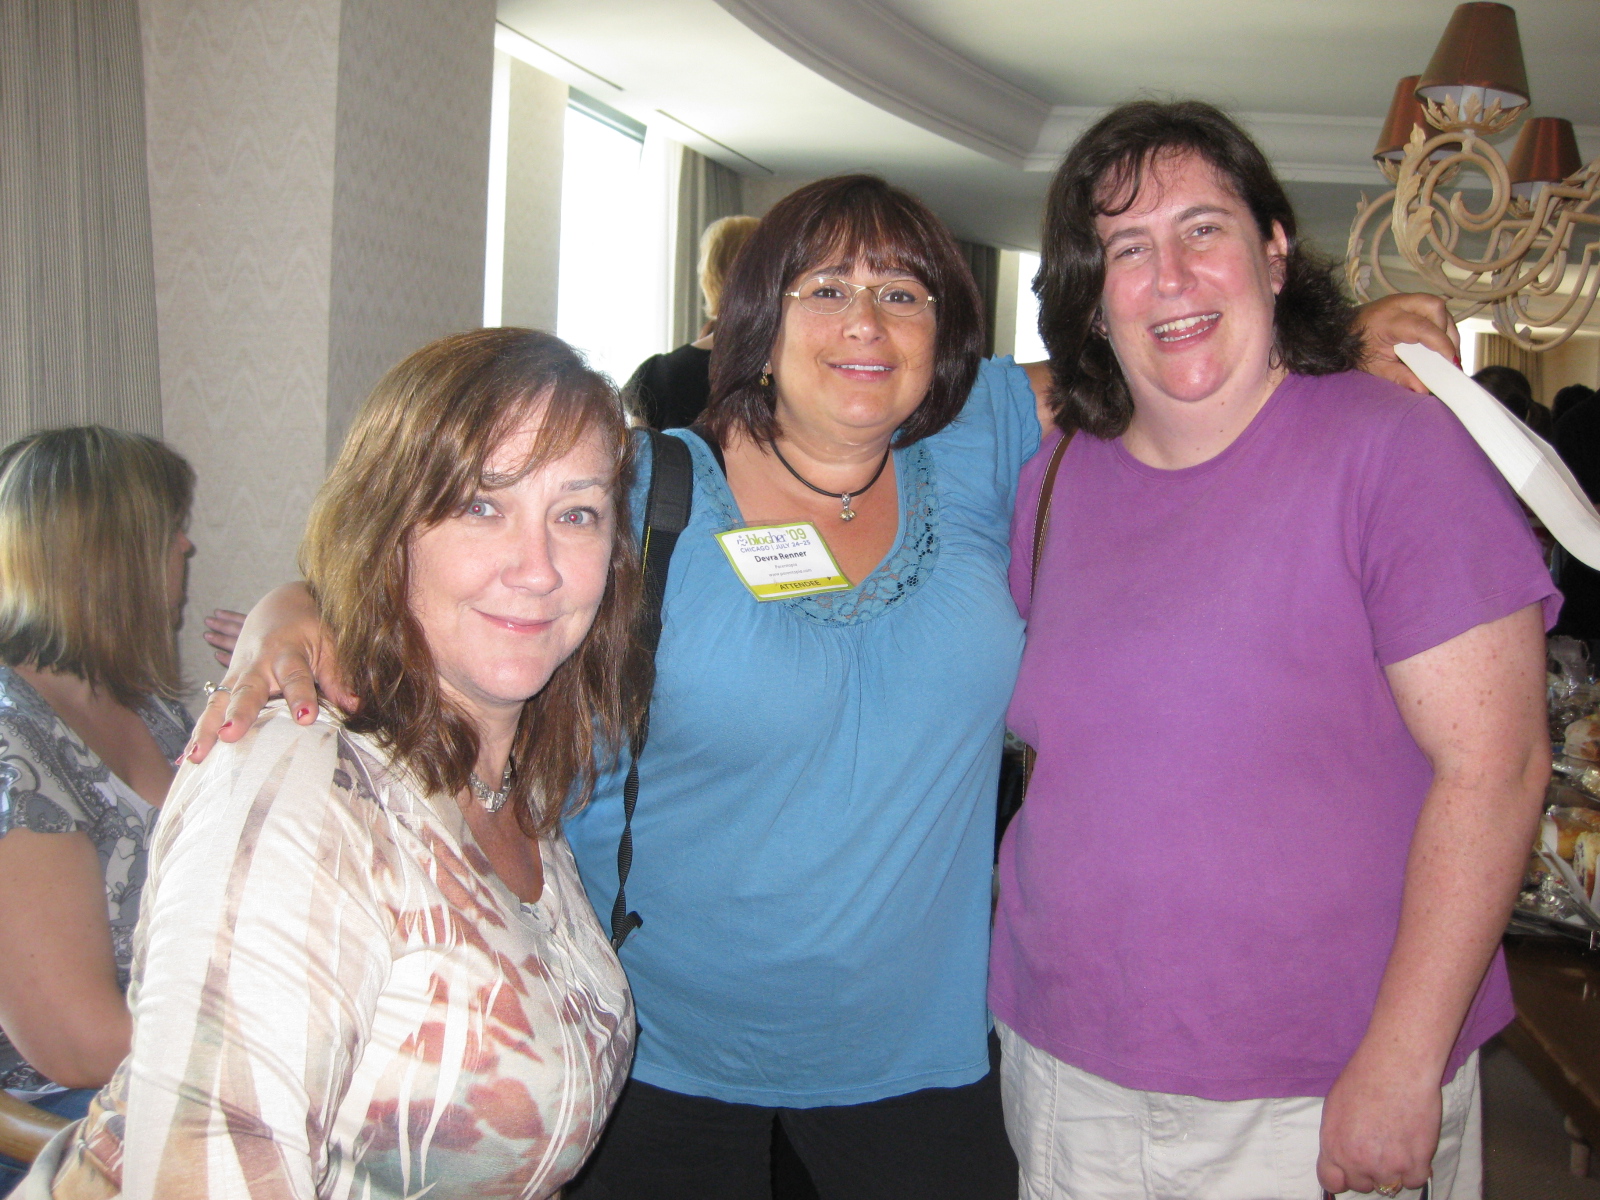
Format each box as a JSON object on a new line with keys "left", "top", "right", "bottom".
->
{"left": 770, "top": 440, "right": 892, "bottom": 521}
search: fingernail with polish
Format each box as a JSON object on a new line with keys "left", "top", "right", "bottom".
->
{"left": 297, "top": 706, "right": 312, "bottom": 721}
{"left": 219, "top": 721, "right": 233, "bottom": 733}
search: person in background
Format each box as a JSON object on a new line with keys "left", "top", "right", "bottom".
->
{"left": 25, "top": 330, "right": 639, "bottom": 1200}
{"left": 185, "top": 177, "right": 1460, "bottom": 1199}
{"left": 624, "top": 214, "right": 760, "bottom": 429}
{"left": 1552, "top": 383, "right": 1595, "bottom": 427}
{"left": 0, "top": 428, "right": 196, "bottom": 1195}
{"left": 994, "top": 100, "right": 1554, "bottom": 1200}
{"left": 1553, "top": 388, "right": 1600, "bottom": 652}
{"left": 1472, "top": 363, "right": 1551, "bottom": 436}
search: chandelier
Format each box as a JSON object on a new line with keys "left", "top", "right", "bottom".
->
{"left": 1345, "top": 2, "right": 1600, "bottom": 351}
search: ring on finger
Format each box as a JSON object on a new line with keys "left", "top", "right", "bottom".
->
{"left": 1375, "top": 1184, "right": 1404, "bottom": 1198}
{"left": 203, "top": 681, "right": 233, "bottom": 699}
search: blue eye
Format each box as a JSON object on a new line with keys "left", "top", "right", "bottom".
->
{"left": 463, "top": 497, "right": 500, "bottom": 518}
{"left": 558, "top": 507, "right": 598, "bottom": 526}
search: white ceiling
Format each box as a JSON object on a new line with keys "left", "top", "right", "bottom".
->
{"left": 495, "top": 0, "right": 1600, "bottom": 255}
{"left": 881, "top": 0, "right": 1600, "bottom": 120}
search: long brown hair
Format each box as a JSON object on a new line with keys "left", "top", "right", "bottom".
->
{"left": 301, "top": 328, "right": 646, "bottom": 835}
{"left": 0, "top": 426, "right": 194, "bottom": 705}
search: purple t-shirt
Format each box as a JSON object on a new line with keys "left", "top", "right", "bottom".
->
{"left": 991, "top": 371, "right": 1559, "bottom": 1101}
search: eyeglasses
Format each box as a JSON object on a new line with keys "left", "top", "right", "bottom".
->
{"left": 783, "top": 276, "right": 936, "bottom": 318}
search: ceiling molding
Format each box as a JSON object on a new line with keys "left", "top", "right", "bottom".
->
{"left": 710, "top": 0, "right": 1050, "bottom": 168}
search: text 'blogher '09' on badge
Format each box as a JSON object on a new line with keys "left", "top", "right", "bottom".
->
{"left": 715, "top": 521, "right": 852, "bottom": 600}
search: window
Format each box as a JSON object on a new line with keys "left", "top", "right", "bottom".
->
{"left": 1012, "top": 252, "right": 1048, "bottom": 363}
{"left": 556, "top": 94, "right": 657, "bottom": 387}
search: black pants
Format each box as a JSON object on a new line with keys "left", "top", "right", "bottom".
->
{"left": 566, "top": 1034, "right": 1017, "bottom": 1200}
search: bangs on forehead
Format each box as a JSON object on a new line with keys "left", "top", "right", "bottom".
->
{"left": 477, "top": 386, "right": 607, "bottom": 489}
{"left": 797, "top": 208, "right": 935, "bottom": 284}
{"left": 425, "top": 383, "right": 613, "bottom": 521}
{"left": 1092, "top": 145, "right": 1252, "bottom": 229}
{"left": 1092, "top": 146, "right": 1191, "bottom": 218}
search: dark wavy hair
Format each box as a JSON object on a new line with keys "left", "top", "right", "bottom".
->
{"left": 1037, "top": 99, "right": 1364, "bottom": 438}
{"left": 704, "top": 174, "right": 984, "bottom": 449}
{"left": 301, "top": 328, "right": 646, "bottom": 837}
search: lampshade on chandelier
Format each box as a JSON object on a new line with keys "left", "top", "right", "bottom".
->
{"left": 1345, "top": 2, "right": 1599, "bottom": 351}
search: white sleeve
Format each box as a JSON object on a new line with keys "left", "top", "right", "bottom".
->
{"left": 118, "top": 711, "right": 394, "bottom": 1200}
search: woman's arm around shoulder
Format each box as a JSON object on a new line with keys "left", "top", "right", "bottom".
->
{"left": 185, "top": 584, "right": 353, "bottom": 764}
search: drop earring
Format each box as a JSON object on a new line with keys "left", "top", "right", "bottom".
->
{"left": 759, "top": 362, "right": 772, "bottom": 387}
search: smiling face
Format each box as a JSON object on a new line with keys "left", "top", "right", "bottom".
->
{"left": 767, "top": 261, "right": 937, "bottom": 444}
{"left": 1095, "top": 150, "right": 1288, "bottom": 417}
{"left": 407, "top": 411, "right": 615, "bottom": 729}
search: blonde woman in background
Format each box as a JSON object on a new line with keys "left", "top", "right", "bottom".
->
{"left": 25, "top": 329, "right": 639, "bottom": 1199}
{"left": 0, "top": 428, "right": 196, "bottom": 1196}
{"left": 624, "top": 213, "right": 760, "bottom": 429}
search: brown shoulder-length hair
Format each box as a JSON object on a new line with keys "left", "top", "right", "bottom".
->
{"left": 1037, "top": 99, "right": 1364, "bottom": 439}
{"left": 0, "top": 426, "right": 194, "bottom": 705}
{"left": 300, "top": 328, "right": 646, "bottom": 836}
{"left": 704, "top": 174, "right": 985, "bottom": 449}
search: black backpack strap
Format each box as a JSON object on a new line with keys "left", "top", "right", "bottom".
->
{"left": 611, "top": 429, "right": 693, "bottom": 951}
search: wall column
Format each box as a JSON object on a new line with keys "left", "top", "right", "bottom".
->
{"left": 139, "top": 0, "right": 495, "bottom": 696}
{"left": 498, "top": 56, "right": 566, "bottom": 333}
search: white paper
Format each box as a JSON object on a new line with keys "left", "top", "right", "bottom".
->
{"left": 1395, "top": 342, "right": 1600, "bottom": 570}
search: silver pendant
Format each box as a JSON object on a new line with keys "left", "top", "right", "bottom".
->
{"left": 840, "top": 495, "right": 856, "bottom": 521}
{"left": 469, "top": 762, "right": 514, "bottom": 814}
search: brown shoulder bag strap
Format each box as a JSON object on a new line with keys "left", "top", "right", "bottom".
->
{"left": 1029, "top": 428, "right": 1076, "bottom": 600}
{"left": 1020, "top": 426, "right": 1075, "bottom": 795}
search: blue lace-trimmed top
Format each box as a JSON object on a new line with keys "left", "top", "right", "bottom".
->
{"left": 0, "top": 664, "right": 191, "bottom": 1096}
{"left": 565, "top": 357, "right": 1041, "bottom": 1106}
{"left": 691, "top": 432, "right": 942, "bottom": 626}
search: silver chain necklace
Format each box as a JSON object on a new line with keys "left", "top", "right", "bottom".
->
{"left": 469, "top": 762, "right": 514, "bottom": 814}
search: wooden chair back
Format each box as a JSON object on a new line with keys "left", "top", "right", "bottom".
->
{"left": 0, "top": 1090, "right": 70, "bottom": 1165}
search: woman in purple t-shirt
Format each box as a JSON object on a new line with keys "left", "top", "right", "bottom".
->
{"left": 992, "top": 101, "right": 1555, "bottom": 1200}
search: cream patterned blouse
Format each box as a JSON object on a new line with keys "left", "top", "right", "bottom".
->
{"left": 36, "top": 704, "right": 633, "bottom": 1200}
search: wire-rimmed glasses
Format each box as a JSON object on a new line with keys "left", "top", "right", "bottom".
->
{"left": 783, "top": 276, "right": 936, "bottom": 318}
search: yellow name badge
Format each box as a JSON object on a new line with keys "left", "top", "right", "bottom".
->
{"left": 715, "top": 522, "right": 852, "bottom": 600}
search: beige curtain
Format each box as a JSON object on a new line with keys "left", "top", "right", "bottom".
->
{"left": 1476, "top": 333, "right": 1544, "bottom": 406}
{"left": 0, "top": 0, "right": 161, "bottom": 446}
{"left": 958, "top": 241, "right": 999, "bottom": 357}
{"left": 672, "top": 150, "right": 744, "bottom": 347}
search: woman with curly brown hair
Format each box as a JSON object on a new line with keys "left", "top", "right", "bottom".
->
{"left": 25, "top": 329, "right": 641, "bottom": 1200}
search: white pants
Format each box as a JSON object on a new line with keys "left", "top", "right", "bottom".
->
{"left": 996, "top": 1022, "right": 1482, "bottom": 1200}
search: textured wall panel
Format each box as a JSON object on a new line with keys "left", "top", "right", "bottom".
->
{"left": 1, "top": 0, "right": 161, "bottom": 445}
{"left": 501, "top": 58, "right": 565, "bottom": 335}
{"left": 140, "top": 0, "right": 340, "bottom": 700}
{"left": 324, "top": 0, "right": 496, "bottom": 460}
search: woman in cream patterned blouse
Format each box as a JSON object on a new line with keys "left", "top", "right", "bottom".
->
{"left": 27, "top": 329, "right": 642, "bottom": 1200}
